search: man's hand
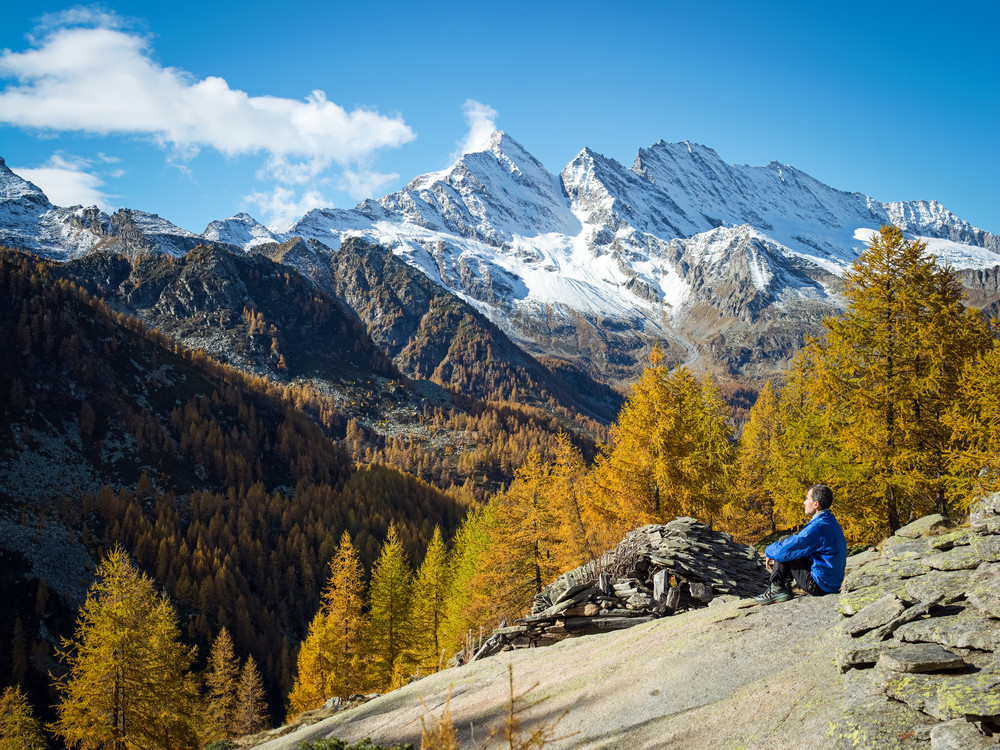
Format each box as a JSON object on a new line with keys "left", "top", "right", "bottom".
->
{"left": 765, "top": 558, "right": 775, "bottom": 572}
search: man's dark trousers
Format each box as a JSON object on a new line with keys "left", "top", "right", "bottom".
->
{"left": 769, "top": 557, "right": 828, "bottom": 596}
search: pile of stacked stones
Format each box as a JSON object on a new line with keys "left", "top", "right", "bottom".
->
{"left": 832, "top": 492, "right": 1000, "bottom": 749}
{"left": 472, "top": 516, "right": 770, "bottom": 660}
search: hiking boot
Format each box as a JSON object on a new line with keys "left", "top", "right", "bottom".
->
{"left": 754, "top": 583, "right": 794, "bottom": 605}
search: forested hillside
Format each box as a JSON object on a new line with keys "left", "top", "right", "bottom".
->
{"left": 3, "top": 227, "right": 999, "bottom": 749}
{"left": 0, "top": 247, "right": 466, "bottom": 728}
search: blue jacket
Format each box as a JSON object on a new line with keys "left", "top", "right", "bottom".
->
{"left": 765, "top": 510, "right": 847, "bottom": 593}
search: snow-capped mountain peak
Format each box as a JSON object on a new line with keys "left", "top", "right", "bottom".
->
{"left": 0, "top": 156, "right": 52, "bottom": 205}
{"left": 3, "top": 134, "right": 999, "bottom": 383}
{"left": 204, "top": 212, "right": 278, "bottom": 249}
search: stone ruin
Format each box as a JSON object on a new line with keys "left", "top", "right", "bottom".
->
{"left": 831, "top": 491, "right": 1000, "bottom": 748}
{"left": 470, "top": 516, "right": 770, "bottom": 660}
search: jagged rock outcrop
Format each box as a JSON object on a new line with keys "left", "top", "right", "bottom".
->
{"left": 831, "top": 492, "right": 1000, "bottom": 748}
{"left": 471, "top": 517, "right": 769, "bottom": 659}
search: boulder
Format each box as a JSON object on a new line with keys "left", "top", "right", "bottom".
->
{"left": 886, "top": 666, "right": 1000, "bottom": 721}
{"left": 972, "top": 535, "right": 1000, "bottom": 563}
{"left": 929, "top": 528, "right": 977, "bottom": 550}
{"left": 894, "top": 514, "right": 949, "bottom": 540}
{"left": 929, "top": 719, "right": 998, "bottom": 750}
{"left": 970, "top": 491, "right": 1000, "bottom": 525}
{"left": 967, "top": 562, "right": 1000, "bottom": 619}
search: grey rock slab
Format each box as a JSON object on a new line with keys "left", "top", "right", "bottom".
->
{"left": 887, "top": 666, "right": 1000, "bottom": 721}
{"left": 689, "top": 582, "right": 713, "bottom": 603}
{"left": 926, "top": 546, "right": 983, "bottom": 571}
{"left": 843, "top": 593, "right": 907, "bottom": 636}
{"left": 884, "top": 558, "right": 931, "bottom": 579}
{"left": 967, "top": 562, "right": 1000, "bottom": 618}
{"left": 879, "top": 643, "right": 967, "bottom": 673}
{"left": 845, "top": 548, "right": 881, "bottom": 569}
{"left": 870, "top": 597, "right": 943, "bottom": 640}
{"left": 883, "top": 538, "right": 934, "bottom": 560}
{"left": 902, "top": 569, "right": 972, "bottom": 604}
{"left": 553, "top": 583, "right": 596, "bottom": 606}
{"left": 652, "top": 569, "right": 668, "bottom": 601}
{"left": 838, "top": 581, "right": 910, "bottom": 615}
{"left": 929, "top": 528, "right": 977, "bottom": 550}
{"left": 929, "top": 719, "right": 997, "bottom": 750}
{"left": 973, "top": 534, "right": 1000, "bottom": 563}
{"left": 894, "top": 605, "right": 1000, "bottom": 651}
{"left": 970, "top": 490, "right": 1000, "bottom": 524}
{"left": 837, "top": 632, "right": 889, "bottom": 672}
{"left": 972, "top": 518, "right": 1000, "bottom": 536}
{"left": 894, "top": 513, "right": 949, "bottom": 539}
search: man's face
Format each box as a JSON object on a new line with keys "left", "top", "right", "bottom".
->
{"left": 804, "top": 489, "right": 821, "bottom": 516}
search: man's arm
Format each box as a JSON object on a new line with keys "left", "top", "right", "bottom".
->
{"left": 765, "top": 524, "right": 822, "bottom": 562}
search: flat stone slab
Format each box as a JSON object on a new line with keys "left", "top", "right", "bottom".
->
{"left": 563, "top": 615, "right": 655, "bottom": 634}
{"left": 894, "top": 605, "right": 1000, "bottom": 652}
{"left": 838, "top": 582, "right": 908, "bottom": 616}
{"left": 970, "top": 491, "right": 1000, "bottom": 525}
{"left": 884, "top": 537, "right": 934, "bottom": 559}
{"left": 925, "top": 546, "right": 982, "bottom": 571}
{"left": 929, "top": 528, "right": 977, "bottom": 550}
{"left": 903, "top": 569, "right": 972, "bottom": 605}
{"left": 886, "top": 668, "right": 1000, "bottom": 721}
{"left": 929, "top": 718, "right": 998, "bottom": 750}
{"left": 879, "top": 643, "right": 967, "bottom": 673}
{"left": 837, "top": 632, "right": 889, "bottom": 672}
{"left": 895, "top": 514, "right": 949, "bottom": 539}
{"left": 972, "top": 535, "right": 1000, "bottom": 563}
{"left": 871, "top": 597, "right": 943, "bottom": 640}
{"left": 967, "top": 562, "right": 1000, "bottom": 619}
{"left": 843, "top": 593, "right": 907, "bottom": 636}
{"left": 884, "top": 558, "right": 932, "bottom": 579}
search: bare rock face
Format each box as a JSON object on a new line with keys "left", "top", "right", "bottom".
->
{"left": 832, "top": 506, "right": 1000, "bottom": 745}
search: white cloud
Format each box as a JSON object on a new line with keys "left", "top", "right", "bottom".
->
{"left": 451, "top": 99, "right": 498, "bottom": 161}
{"left": 243, "top": 185, "right": 330, "bottom": 232}
{"left": 0, "top": 17, "right": 415, "bottom": 184}
{"left": 340, "top": 168, "right": 399, "bottom": 199}
{"left": 12, "top": 153, "right": 114, "bottom": 209}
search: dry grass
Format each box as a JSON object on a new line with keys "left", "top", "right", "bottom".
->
{"left": 420, "top": 666, "right": 574, "bottom": 750}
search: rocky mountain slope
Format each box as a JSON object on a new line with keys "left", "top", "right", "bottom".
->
{"left": 249, "top": 497, "right": 1000, "bottom": 749}
{"left": 4, "top": 135, "right": 1000, "bottom": 383}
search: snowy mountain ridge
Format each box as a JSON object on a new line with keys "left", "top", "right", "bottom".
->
{"left": 3, "top": 135, "right": 998, "bottom": 381}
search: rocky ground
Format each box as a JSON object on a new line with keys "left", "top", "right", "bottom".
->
{"left": 248, "top": 494, "right": 1000, "bottom": 750}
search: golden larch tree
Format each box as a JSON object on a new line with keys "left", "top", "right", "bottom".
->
{"left": 0, "top": 685, "right": 46, "bottom": 750}
{"left": 234, "top": 655, "right": 269, "bottom": 736}
{"left": 288, "top": 531, "right": 367, "bottom": 714}
{"left": 366, "top": 523, "right": 415, "bottom": 690}
{"left": 202, "top": 627, "right": 239, "bottom": 743}
{"left": 410, "top": 526, "right": 451, "bottom": 674}
{"left": 50, "top": 547, "right": 199, "bottom": 750}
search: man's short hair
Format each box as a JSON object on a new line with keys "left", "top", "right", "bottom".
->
{"left": 810, "top": 484, "right": 834, "bottom": 510}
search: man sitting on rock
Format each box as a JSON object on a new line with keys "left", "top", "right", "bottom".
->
{"left": 754, "top": 484, "right": 847, "bottom": 605}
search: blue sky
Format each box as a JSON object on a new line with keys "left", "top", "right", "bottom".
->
{"left": 1, "top": 1, "right": 997, "bottom": 234}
